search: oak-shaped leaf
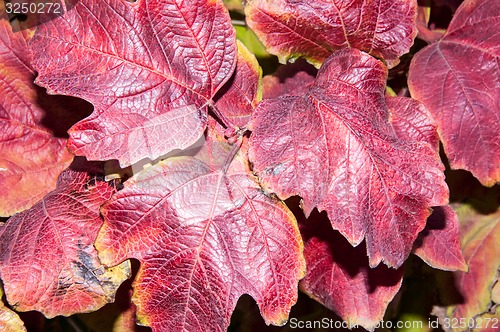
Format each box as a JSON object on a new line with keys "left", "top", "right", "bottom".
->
{"left": 249, "top": 49, "right": 449, "bottom": 268}
{"left": 0, "top": 16, "right": 74, "bottom": 217}
{"left": 408, "top": 0, "right": 500, "bottom": 186}
{"left": 29, "top": 0, "right": 237, "bottom": 167}
{"left": 299, "top": 210, "right": 404, "bottom": 331}
{"left": 387, "top": 99, "right": 466, "bottom": 271}
{"left": 0, "top": 170, "right": 131, "bottom": 318}
{"left": 413, "top": 205, "right": 467, "bottom": 272}
{"left": 245, "top": 0, "right": 417, "bottom": 65}
{"left": 214, "top": 40, "right": 262, "bottom": 128}
{"left": 434, "top": 205, "right": 500, "bottom": 328}
{"left": 95, "top": 132, "right": 306, "bottom": 331}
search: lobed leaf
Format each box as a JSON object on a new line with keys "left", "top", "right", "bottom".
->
{"left": 245, "top": 0, "right": 417, "bottom": 65}
{"left": 408, "top": 0, "right": 500, "bottom": 186}
{"left": 29, "top": 0, "right": 237, "bottom": 167}
{"left": 249, "top": 49, "right": 449, "bottom": 268}
{"left": 0, "top": 170, "right": 131, "bottom": 318}
{"left": 435, "top": 205, "right": 500, "bottom": 328}
{"left": 213, "top": 40, "right": 262, "bottom": 128}
{"left": 95, "top": 132, "right": 305, "bottom": 331}
{"left": 299, "top": 212, "right": 404, "bottom": 331}
{"left": 413, "top": 205, "right": 467, "bottom": 272}
{"left": 0, "top": 16, "right": 73, "bottom": 217}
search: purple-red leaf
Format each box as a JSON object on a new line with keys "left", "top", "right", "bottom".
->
{"left": 249, "top": 49, "right": 449, "bottom": 268}
{"left": 245, "top": 0, "right": 417, "bottom": 65}
{"left": 29, "top": 0, "right": 237, "bottom": 167}
{"left": 300, "top": 212, "right": 404, "bottom": 331}
{"left": 95, "top": 133, "right": 305, "bottom": 331}
{"left": 261, "top": 61, "right": 317, "bottom": 100}
{"left": 387, "top": 96, "right": 440, "bottom": 150}
{"left": 388, "top": 99, "right": 467, "bottom": 271}
{"left": 434, "top": 205, "right": 500, "bottom": 328}
{"left": 0, "top": 17, "right": 73, "bottom": 217}
{"left": 413, "top": 205, "right": 467, "bottom": 272}
{"left": 0, "top": 170, "right": 131, "bottom": 318}
{"left": 408, "top": 0, "right": 500, "bottom": 186}
{"left": 214, "top": 40, "right": 261, "bottom": 128}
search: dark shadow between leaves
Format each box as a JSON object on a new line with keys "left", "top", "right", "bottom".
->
{"left": 37, "top": 88, "right": 93, "bottom": 139}
{"left": 229, "top": 292, "right": 367, "bottom": 332}
{"left": 286, "top": 196, "right": 403, "bottom": 293}
{"left": 439, "top": 143, "right": 500, "bottom": 214}
{"left": 76, "top": 258, "right": 151, "bottom": 332}
{"left": 412, "top": 206, "right": 448, "bottom": 251}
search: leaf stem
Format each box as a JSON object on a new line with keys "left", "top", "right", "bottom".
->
{"left": 222, "top": 137, "right": 242, "bottom": 174}
{"left": 208, "top": 100, "right": 236, "bottom": 130}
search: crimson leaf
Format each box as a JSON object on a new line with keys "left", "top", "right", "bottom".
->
{"left": 413, "top": 205, "right": 467, "bottom": 272}
{"left": 408, "top": 0, "right": 500, "bottom": 186}
{"left": 433, "top": 204, "right": 500, "bottom": 327}
{"left": 214, "top": 40, "right": 261, "bottom": 129}
{"left": 249, "top": 49, "right": 449, "bottom": 268}
{"left": 29, "top": 0, "right": 237, "bottom": 167}
{"left": 299, "top": 212, "right": 404, "bottom": 331}
{"left": 245, "top": 0, "right": 417, "bottom": 65}
{"left": 0, "top": 170, "right": 131, "bottom": 318}
{"left": 0, "top": 18, "right": 73, "bottom": 217}
{"left": 262, "top": 61, "right": 317, "bottom": 100}
{"left": 95, "top": 131, "right": 305, "bottom": 331}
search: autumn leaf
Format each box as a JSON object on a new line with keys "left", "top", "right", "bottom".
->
{"left": 245, "top": 0, "right": 417, "bottom": 65}
{"left": 434, "top": 205, "right": 500, "bottom": 329}
{"left": 95, "top": 130, "right": 305, "bottom": 331}
{"left": 408, "top": 0, "right": 500, "bottom": 186}
{"left": 249, "top": 49, "right": 449, "bottom": 268}
{"left": 78, "top": 264, "right": 149, "bottom": 332}
{"left": 0, "top": 170, "right": 131, "bottom": 318}
{"left": 413, "top": 205, "right": 467, "bottom": 272}
{"left": 29, "top": 0, "right": 237, "bottom": 167}
{"left": 214, "top": 40, "right": 262, "bottom": 128}
{"left": 262, "top": 60, "right": 317, "bottom": 100}
{"left": 0, "top": 16, "right": 74, "bottom": 217}
{"left": 0, "top": 287, "right": 26, "bottom": 332}
{"left": 299, "top": 210, "right": 404, "bottom": 331}
{"left": 386, "top": 96, "right": 440, "bottom": 150}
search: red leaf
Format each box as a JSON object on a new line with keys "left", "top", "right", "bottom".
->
{"left": 413, "top": 205, "right": 467, "bottom": 272}
{"left": 0, "top": 18, "right": 74, "bottom": 217}
{"left": 300, "top": 212, "right": 404, "bottom": 331}
{"left": 95, "top": 132, "right": 305, "bottom": 331}
{"left": 415, "top": 5, "right": 446, "bottom": 43}
{"left": 261, "top": 61, "right": 317, "bottom": 100}
{"left": 408, "top": 0, "right": 500, "bottom": 186}
{"left": 245, "top": 0, "right": 417, "bottom": 64}
{"left": 0, "top": 170, "right": 131, "bottom": 318}
{"left": 249, "top": 49, "right": 449, "bottom": 268}
{"left": 434, "top": 205, "right": 500, "bottom": 326}
{"left": 29, "top": 0, "right": 237, "bottom": 167}
{"left": 214, "top": 40, "right": 261, "bottom": 128}
{"left": 387, "top": 96, "right": 440, "bottom": 150}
